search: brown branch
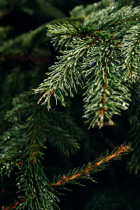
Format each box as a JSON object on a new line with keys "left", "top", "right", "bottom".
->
{"left": 3, "top": 145, "right": 131, "bottom": 209}
{"left": 99, "top": 50, "right": 108, "bottom": 120}
{"left": 50, "top": 144, "right": 131, "bottom": 187}
{"left": 4, "top": 198, "right": 26, "bottom": 210}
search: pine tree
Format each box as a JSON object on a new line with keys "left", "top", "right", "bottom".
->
{"left": 1, "top": 0, "right": 140, "bottom": 209}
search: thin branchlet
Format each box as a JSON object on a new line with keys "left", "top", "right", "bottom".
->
{"left": 51, "top": 144, "right": 131, "bottom": 187}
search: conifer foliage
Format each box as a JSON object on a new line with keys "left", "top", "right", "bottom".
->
{"left": 0, "top": 0, "right": 140, "bottom": 209}
{"left": 35, "top": 0, "right": 140, "bottom": 129}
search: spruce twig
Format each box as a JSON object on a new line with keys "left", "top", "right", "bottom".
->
{"left": 51, "top": 144, "right": 131, "bottom": 187}
{"left": 3, "top": 144, "right": 131, "bottom": 209}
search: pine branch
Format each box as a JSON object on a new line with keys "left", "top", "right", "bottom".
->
{"left": 51, "top": 144, "right": 131, "bottom": 188}
{"left": 34, "top": 4, "right": 140, "bottom": 128}
{"left": 121, "top": 24, "right": 140, "bottom": 82}
{"left": 2, "top": 145, "right": 131, "bottom": 210}
{"left": 34, "top": 36, "right": 100, "bottom": 107}
{"left": 46, "top": 6, "right": 140, "bottom": 41}
{"left": 4, "top": 198, "right": 26, "bottom": 210}
{"left": 4, "top": 92, "right": 82, "bottom": 156}
{"left": 1, "top": 0, "right": 140, "bottom": 209}
{"left": 82, "top": 40, "right": 131, "bottom": 128}
{"left": 70, "top": 0, "right": 116, "bottom": 18}
{"left": 0, "top": 90, "right": 83, "bottom": 209}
